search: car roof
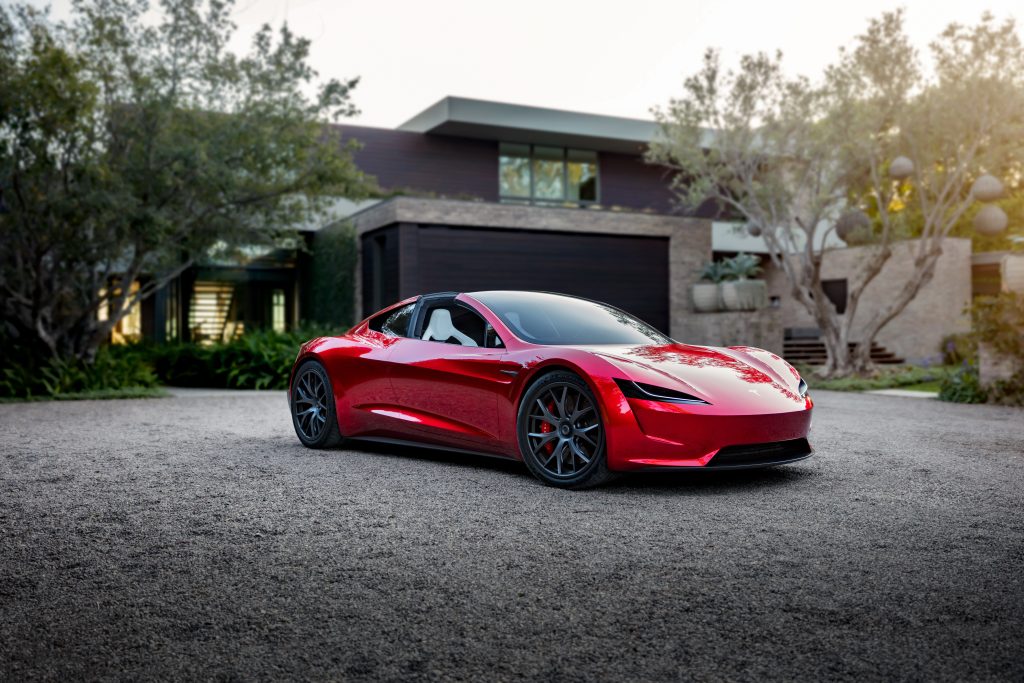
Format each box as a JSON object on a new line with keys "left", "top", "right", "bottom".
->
{"left": 467, "top": 290, "right": 587, "bottom": 300}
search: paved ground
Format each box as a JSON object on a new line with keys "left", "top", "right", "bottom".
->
{"left": 1, "top": 390, "right": 1022, "bottom": 681}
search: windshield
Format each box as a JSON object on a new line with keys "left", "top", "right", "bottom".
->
{"left": 470, "top": 291, "right": 671, "bottom": 346}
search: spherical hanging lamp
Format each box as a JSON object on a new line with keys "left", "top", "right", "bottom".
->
{"left": 890, "top": 156, "right": 914, "bottom": 180}
{"left": 971, "top": 174, "right": 1004, "bottom": 202}
{"left": 974, "top": 204, "right": 1008, "bottom": 236}
{"left": 836, "top": 209, "right": 872, "bottom": 244}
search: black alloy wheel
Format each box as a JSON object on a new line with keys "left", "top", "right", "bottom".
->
{"left": 517, "top": 371, "right": 614, "bottom": 489}
{"left": 291, "top": 360, "right": 343, "bottom": 448}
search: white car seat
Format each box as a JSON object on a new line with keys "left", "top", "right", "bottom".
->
{"left": 422, "top": 308, "right": 477, "bottom": 346}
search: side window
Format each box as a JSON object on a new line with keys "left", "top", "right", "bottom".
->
{"left": 368, "top": 303, "right": 415, "bottom": 337}
{"left": 421, "top": 304, "right": 497, "bottom": 347}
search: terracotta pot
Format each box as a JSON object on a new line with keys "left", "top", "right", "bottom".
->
{"left": 721, "top": 280, "right": 766, "bottom": 311}
{"left": 692, "top": 282, "right": 720, "bottom": 312}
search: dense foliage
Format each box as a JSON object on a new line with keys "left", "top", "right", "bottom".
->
{"left": 145, "top": 326, "right": 343, "bottom": 390}
{"left": 0, "top": 344, "right": 159, "bottom": 399}
{"left": 798, "top": 364, "right": 954, "bottom": 392}
{"left": 937, "top": 364, "right": 988, "bottom": 404}
{"left": 936, "top": 294, "right": 1024, "bottom": 405}
{"left": 649, "top": 11, "right": 1024, "bottom": 377}
{"left": 970, "top": 293, "right": 1024, "bottom": 359}
{"left": 940, "top": 332, "right": 978, "bottom": 366}
{"left": 0, "top": 0, "right": 368, "bottom": 366}
{"left": 0, "top": 325, "right": 344, "bottom": 398}
{"left": 304, "top": 222, "right": 359, "bottom": 326}
{"left": 960, "top": 293, "right": 1024, "bottom": 405}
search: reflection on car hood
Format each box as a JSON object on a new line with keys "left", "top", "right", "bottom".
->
{"left": 583, "top": 343, "right": 804, "bottom": 412}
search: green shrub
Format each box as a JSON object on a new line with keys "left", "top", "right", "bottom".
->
{"left": 144, "top": 325, "right": 344, "bottom": 390}
{"left": 219, "top": 329, "right": 309, "bottom": 390}
{"left": 798, "top": 364, "right": 954, "bottom": 392}
{"left": 0, "top": 345, "right": 159, "bottom": 399}
{"left": 971, "top": 293, "right": 1024, "bottom": 359}
{"left": 721, "top": 252, "right": 763, "bottom": 280}
{"left": 938, "top": 363, "right": 987, "bottom": 404}
{"left": 940, "top": 333, "right": 977, "bottom": 366}
{"left": 0, "top": 324, "right": 342, "bottom": 398}
{"left": 940, "top": 293, "right": 1024, "bottom": 405}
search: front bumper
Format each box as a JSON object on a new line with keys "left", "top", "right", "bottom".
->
{"left": 603, "top": 391, "right": 814, "bottom": 471}
{"left": 635, "top": 438, "right": 813, "bottom": 471}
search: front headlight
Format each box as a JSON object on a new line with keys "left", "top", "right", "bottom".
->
{"left": 614, "top": 378, "right": 711, "bottom": 405}
{"left": 798, "top": 378, "right": 809, "bottom": 397}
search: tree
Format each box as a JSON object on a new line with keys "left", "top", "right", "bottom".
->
{"left": 0, "top": 0, "right": 369, "bottom": 363}
{"left": 648, "top": 11, "right": 1024, "bottom": 376}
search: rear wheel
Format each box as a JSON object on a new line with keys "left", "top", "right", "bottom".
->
{"left": 291, "top": 360, "right": 344, "bottom": 448}
{"left": 517, "top": 371, "right": 615, "bottom": 489}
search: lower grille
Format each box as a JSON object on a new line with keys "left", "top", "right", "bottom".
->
{"left": 709, "top": 438, "right": 812, "bottom": 467}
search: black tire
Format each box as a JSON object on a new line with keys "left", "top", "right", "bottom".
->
{"left": 517, "top": 371, "right": 616, "bottom": 489}
{"left": 290, "top": 359, "right": 344, "bottom": 449}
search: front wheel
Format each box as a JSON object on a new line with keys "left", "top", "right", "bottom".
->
{"left": 517, "top": 371, "right": 615, "bottom": 489}
{"left": 290, "top": 360, "right": 344, "bottom": 448}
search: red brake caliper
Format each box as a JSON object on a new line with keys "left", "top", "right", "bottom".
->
{"left": 540, "top": 400, "right": 556, "bottom": 455}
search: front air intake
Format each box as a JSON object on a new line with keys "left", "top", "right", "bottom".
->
{"left": 709, "top": 438, "right": 812, "bottom": 467}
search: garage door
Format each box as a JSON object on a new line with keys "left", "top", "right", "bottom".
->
{"left": 415, "top": 225, "right": 669, "bottom": 333}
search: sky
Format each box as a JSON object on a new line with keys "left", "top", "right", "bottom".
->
{"left": 31, "top": 0, "right": 1024, "bottom": 128}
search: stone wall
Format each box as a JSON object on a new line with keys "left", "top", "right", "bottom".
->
{"left": 676, "top": 308, "right": 784, "bottom": 355}
{"left": 763, "top": 238, "right": 972, "bottom": 363}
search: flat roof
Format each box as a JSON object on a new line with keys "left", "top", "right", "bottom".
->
{"left": 397, "top": 96, "right": 662, "bottom": 154}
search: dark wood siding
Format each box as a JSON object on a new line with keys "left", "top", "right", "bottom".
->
{"left": 332, "top": 125, "right": 682, "bottom": 214}
{"left": 972, "top": 263, "right": 1001, "bottom": 297}
{"left": 334, "top": 125, "right": 499, "bottom": 201}
{"left": 411, "top": 226, "right": 669, "bottom": 332}
{"left": 598, "top": 152, "right": 677, "bottom": 213}
{"left": 361, "top": 227, "right": 400, "bottom": 313}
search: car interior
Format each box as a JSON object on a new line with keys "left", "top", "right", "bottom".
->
{"left": 369, "top": 299, "right": 502, "bottom": 348}
{"left": 420, "top": 304, "right": 489, "bottom": 347}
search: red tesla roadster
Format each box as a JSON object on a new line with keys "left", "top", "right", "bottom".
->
{"left": 289, "top": 291, "right": 813, "bottom": 488}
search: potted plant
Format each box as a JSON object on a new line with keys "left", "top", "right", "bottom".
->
{"left": 692, "top": 261, "right": 725, "bottom": 312}
{"left": 720, "top": 253, "right": 767, "bottom": 311}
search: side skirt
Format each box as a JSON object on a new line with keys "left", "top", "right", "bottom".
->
{"left": 347, "top": 436, "right": 521, "bottom": 463}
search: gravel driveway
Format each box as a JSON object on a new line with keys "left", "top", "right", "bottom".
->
{"left": 1, "top": 390, "right": 1022, "bottom": 681}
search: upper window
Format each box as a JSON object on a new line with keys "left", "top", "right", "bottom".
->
{"left": 499, "top": 144, "right": 598, "bottom": 206}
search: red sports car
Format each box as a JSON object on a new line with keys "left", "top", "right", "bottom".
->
{"left": 289, "top": 291, "right": 813, "bottom": 489}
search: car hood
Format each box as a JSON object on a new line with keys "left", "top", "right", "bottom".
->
{"left": 582, "top": 343, "right": 805, "bottom": 412}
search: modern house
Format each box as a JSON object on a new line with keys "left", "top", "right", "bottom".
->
{"left": 115, "top": 97, "right": 714, "bottom": 346}
{"left": 113, "top": 96, "right": 981, "bottom": 364}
